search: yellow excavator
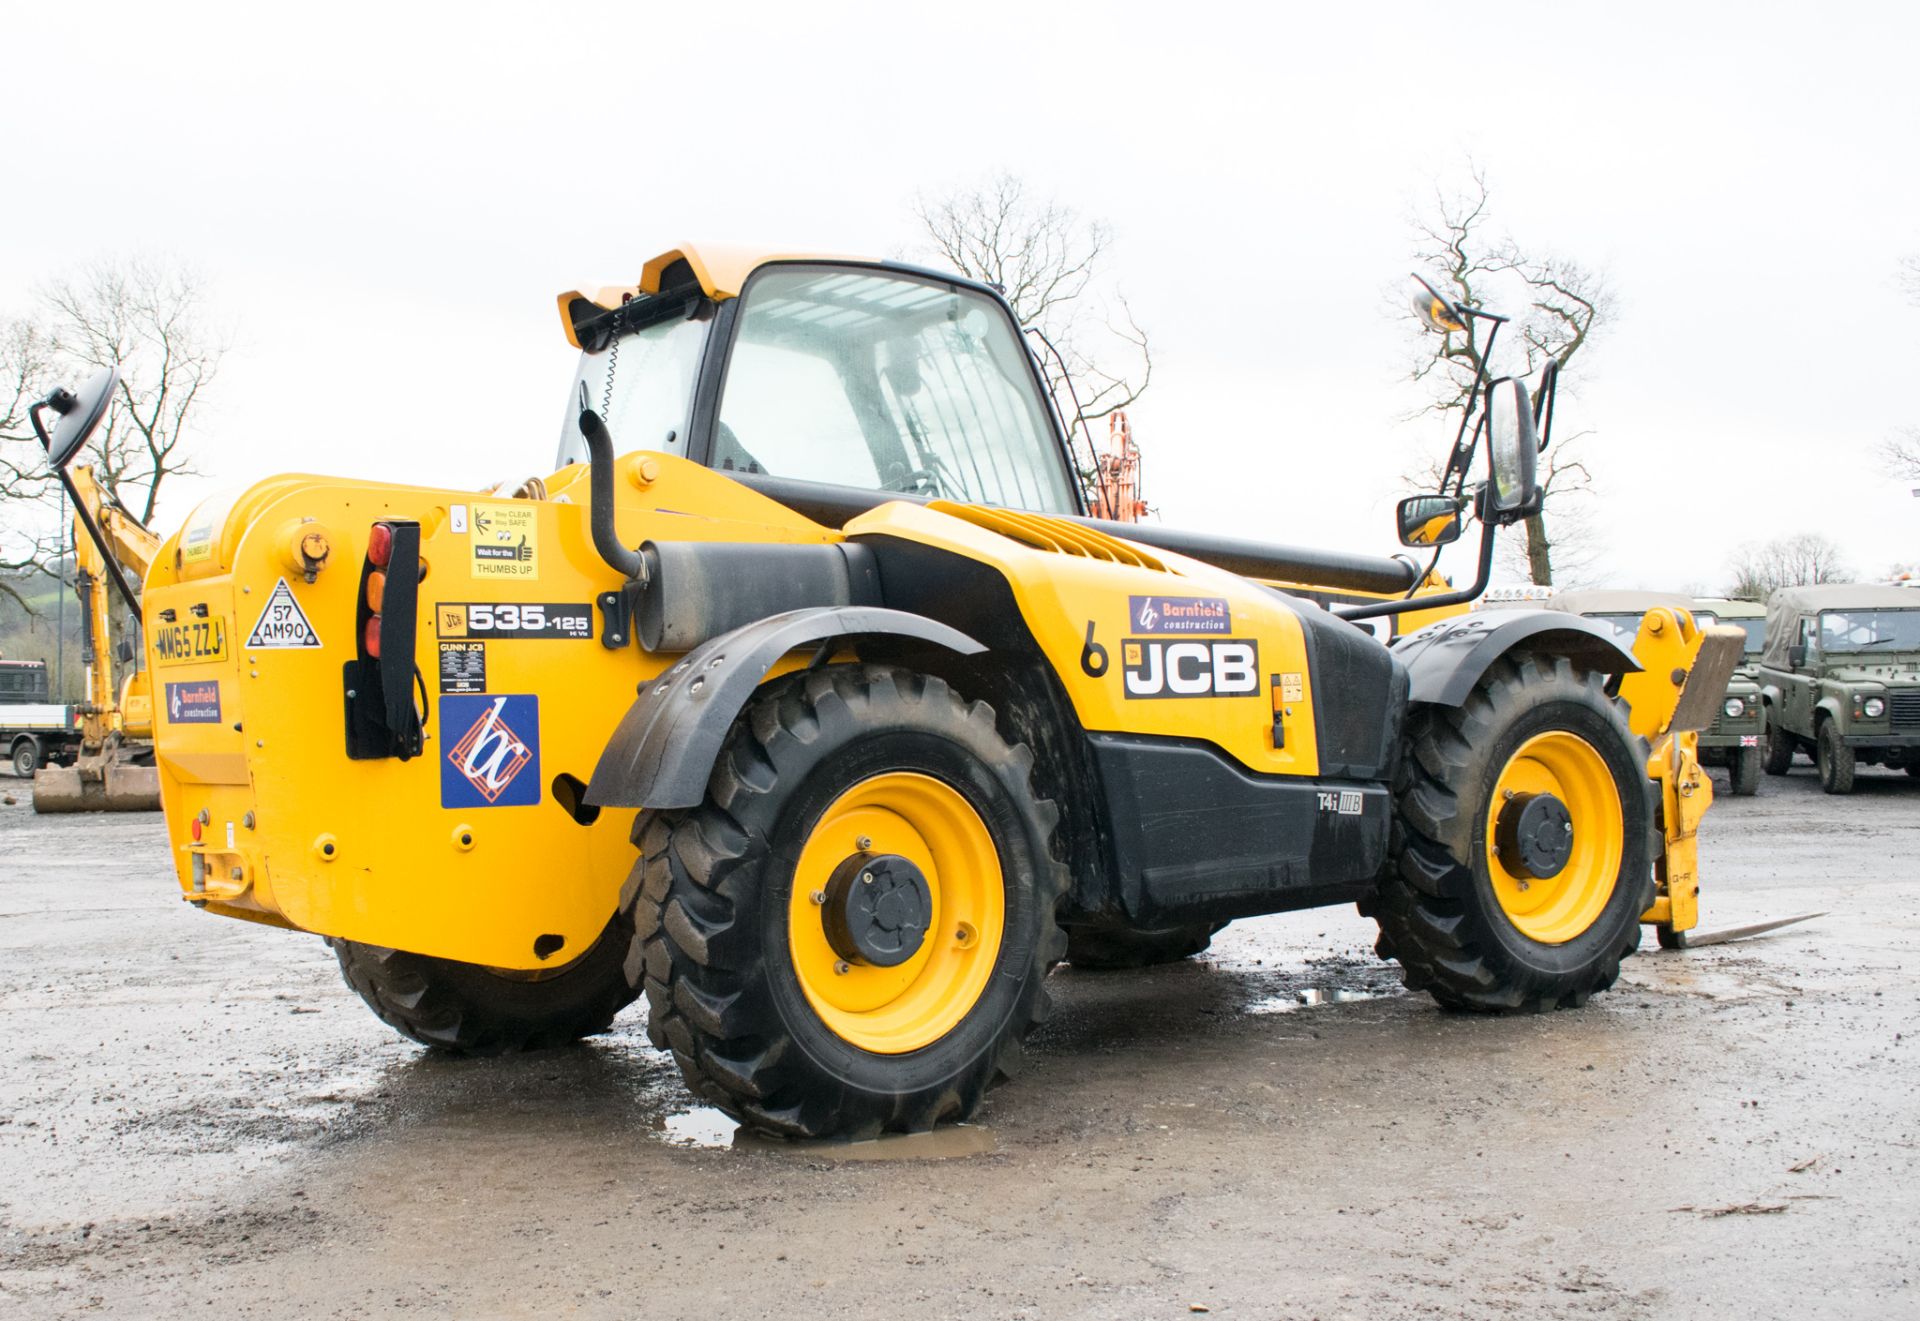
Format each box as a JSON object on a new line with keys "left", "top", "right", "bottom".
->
{"left": 28, "top": 369, "right": 163, "bottom": 812}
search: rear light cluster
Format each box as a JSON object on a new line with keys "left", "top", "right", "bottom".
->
{"left": 361, "top": 522, "right": 423, "bottom": 659}
{"left": 364, "top": 524, "right": 394, "bottom": 657}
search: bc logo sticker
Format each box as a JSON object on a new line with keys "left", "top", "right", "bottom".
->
{"left": 471, "top": 503, "right": 538, "bottom": 579}
{"left": 1121, "top": 639, "right": 1260, "bottom": 699}
{"left": 441, "top": 694, "right": 541, "bottom": 807}
{"left": 164, "top": 680, "right": 222, "bottom": 724}
{"left": 1129, "top": 595, "right": 1230, "bottom": 635}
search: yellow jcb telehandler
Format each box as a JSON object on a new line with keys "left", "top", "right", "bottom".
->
{"left": 74, "top": 247, "right": 1738, "bottom": 1138}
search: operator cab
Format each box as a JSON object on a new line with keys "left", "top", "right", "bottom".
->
{"left": 555, "top": 250, "right": 1080, "bottom": 516}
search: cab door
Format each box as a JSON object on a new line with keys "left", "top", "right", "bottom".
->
{"left": 1782, "top": 614, "right": 1818, "bottom": 735}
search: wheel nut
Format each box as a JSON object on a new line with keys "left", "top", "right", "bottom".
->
{"left": 833, "top": 960, "right": 851, "bottom": 975}
{"left": 856, "top": 835, "right": 872, "bottom": 851}
{"left": 861, "top": 871, "right": 874, "bottom": 885}
{"left": 810, "top": 890, "right": 826, "bottom": 906}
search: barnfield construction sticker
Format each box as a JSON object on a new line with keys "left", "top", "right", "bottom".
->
{"left": 471, "top": 503, "right": 537, "bottom": 579}
{"left": 246, "top": 578, "right": 322, "bottom": 649}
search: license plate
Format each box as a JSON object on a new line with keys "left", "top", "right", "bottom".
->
{"left": 153, "top": 617, "right": 229, "bottom": 666}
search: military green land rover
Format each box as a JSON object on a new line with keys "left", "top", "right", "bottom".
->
{"left": 1550, "top": 590, "right": 1766, "bottom": 795}
{"left": 1759, "top": 584, "right": 1920, "bottom": 793}
{"left": 1690, "top": 596, "right": 1767, "bottom": 795}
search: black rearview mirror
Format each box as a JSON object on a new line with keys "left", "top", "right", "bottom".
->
{"left": 1484, "top": 376, "right": 1541, "bottom": 519}
{"left": 1397, "top": 495, "right": 1463, "bottom": 548}
{"left": 34, "top": 366, "right": 120, "bottom": 470}
{"left": 1410, "top": 274, "right": 1469, "bottom": 334}
{"left": 1787, "top": 644, "right": 1807, "bottom": 668}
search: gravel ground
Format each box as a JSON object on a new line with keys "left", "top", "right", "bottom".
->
{"left": 1, "top": 759, "right": 1914, "bottom": 1319}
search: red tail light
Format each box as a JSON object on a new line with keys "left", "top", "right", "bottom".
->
{"left": 367, "top": 522, "right": 393, "bottom": 568}
{"left": 364, "top": 615, "right": 382, "bottom": 658}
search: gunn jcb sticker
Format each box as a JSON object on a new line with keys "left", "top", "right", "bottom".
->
{"left": 1122, "top": 638, "right": 1260, "bottom": 699}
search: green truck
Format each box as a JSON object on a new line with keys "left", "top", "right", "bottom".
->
{"left": 1689, "top": 597, "right": 1767, "bottom": 795}
{"left": 1758, "top": 584, "right": 1920, "bottom": 793}
{"left": 1550, "top": 590, "right": 1765, "bottom": 795}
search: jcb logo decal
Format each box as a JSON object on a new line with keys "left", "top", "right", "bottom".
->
{"left": 1121, "top": 638, "right": 1260, "bottom": 699}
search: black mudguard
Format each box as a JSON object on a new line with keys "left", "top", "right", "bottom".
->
{"left": 1391, "top": 609, "right": 1641, "bottom": 707}
{"left": 584, "top": 606, "right": 985, "bottom": 810}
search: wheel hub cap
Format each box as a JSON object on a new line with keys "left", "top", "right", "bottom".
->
{"left": 1494, "top": 791, "right": 1574, "bottom": 879}
{"left": 822, "top": 852, "right": 932, "bottom": 967}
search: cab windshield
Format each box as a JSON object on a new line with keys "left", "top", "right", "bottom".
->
{"left": 555, "top": 308, "right": 710, "bottom": 469}
{"left": 1725, "top": 618, "right": 1766, "bottom": 654}
{"left": 714, "top": 266, "right": 1076, "bottom": 513}
{"left": 1819, "top": 609, "right": 1920, "bottom": 652}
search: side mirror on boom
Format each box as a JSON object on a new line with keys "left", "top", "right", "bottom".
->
{"left": 1397, "top": 495, "right": 1464, "bottom": 548}
{"left": 31, "top": 366, "right": 120, "bottom": 471}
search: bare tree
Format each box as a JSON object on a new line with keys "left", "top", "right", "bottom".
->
{"left": 912, "top": 174, "right": 1150, "bottom": 470}
{"left": 0, "top": 258, "right": 224, "bottom": 611}
{"left": 1403, "top": 167, "right": 1614, "bottom": 586}
{"left": 1725, "top": 533, "right": 1852, "bottom": 600}
{"left": 1883, "top": 254, "right": 1920, "bottom": 480}
{"left": 41, "top": 259, "right": 223, "bottom": 524}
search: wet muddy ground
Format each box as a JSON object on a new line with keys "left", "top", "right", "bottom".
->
{"left": 2, "top": 762, "right": 1915, "bottom": 1318}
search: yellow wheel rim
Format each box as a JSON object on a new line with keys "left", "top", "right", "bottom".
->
{"left": 1484, "top": 731, "right": 1623, "bottom": 945}
{"left": 787, "top": 772, "right": 1005, "bottom": 1054}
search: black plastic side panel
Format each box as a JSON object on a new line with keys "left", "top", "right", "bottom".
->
{"left": 1087, "top": 733, "right": 1390, "bottom": 926}
{"left": 1259, "top": 587, "right": 1407, "bottom": 781}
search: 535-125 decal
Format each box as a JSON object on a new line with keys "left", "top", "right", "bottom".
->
{"left": 437, "top": 603, "right": 592, "bottom": 640}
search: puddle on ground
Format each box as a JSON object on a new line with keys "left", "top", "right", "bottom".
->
{"left": 1248, "top": 985, "right": 1392, "bottom": 1015}
{"left": 658, "top": 1106, "right": 997, "bottom": 1160}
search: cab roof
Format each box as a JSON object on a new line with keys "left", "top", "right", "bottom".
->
{"left": 1766, "top": 583, "right": 1920, "bottom": 616}
{"left": 1548, "top": 589, "right": 1694, "bottom": 617}
{"left": 1692, "top": 596, "right": 1766, "bottom": 618}
{"left": 555, "top": 242, "right": 862, "bottom": 348}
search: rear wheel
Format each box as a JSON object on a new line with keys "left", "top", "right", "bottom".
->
{"left": 1374, "top": 653, "right": 1654, "bottom": 1012}
{"left": 13, "top": 737, "right": 41, "bottom": 778}
{"left": 1816, "top": 720, "right": 1856, "bottom": 794}
{"left": 1065, "top": 921, "right": 1225, "bottom": 970}
{"left": 330, "top": 897, "right": 642, "bottom": 1054}
{"left": 637, "top": 665, "right": 1068, "bottom": 1139}
{"left": 1728, "top": 745, "right": 1762, "bottom": 797}
{"left": 1762, "top": 718, "right": 1794, "bottom": 775}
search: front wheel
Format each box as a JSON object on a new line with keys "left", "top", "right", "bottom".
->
{"left": 1374, "top": 653, "right": 1654, "bottom": 1013}
{"left": 1816, "top": 721, "right": 1856, "bottom": 794}
{"left": 1762, "top": 718, "right": 1795, "bottom": 775}
{"left": 637, "top": 665, "right": 1069, "bottom": 1139}
{"left": 13, "top": 737, "right": 41, "bottom": 778}
{"left": 1728, "top": 745, "right": 1762, "bottom": 797}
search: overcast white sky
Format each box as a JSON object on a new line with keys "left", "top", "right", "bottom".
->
{"left": 6, "top": 1, "right": 1917, "bottom": 591}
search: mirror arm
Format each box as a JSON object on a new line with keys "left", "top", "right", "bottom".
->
{"left": 1335, "top": 513, "right": 1496, "bottom": 624}
{"left": 31, "top": 401, "right": 145, "bottom": 626}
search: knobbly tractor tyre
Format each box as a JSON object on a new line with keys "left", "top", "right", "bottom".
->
{"left": 329, "top": 895, "right": 643, "bottom": 1054}
{"left": 1762, "top": 719, "right": 1795, "bottom": 776}
{"left": 1727, "top": 745, "right": 1762, "bottom": 797}
{"left": 1065, "top": 921, "right": 1225, "bottom": 970}
{"left": 1374, "top": 653, "right": 1654, "bottom": 1013}
{"left": 1815, "top": 720, "right": 1856, "bottom": 794}
{"left": 636, "top": 664, "right": 1069, "bottom": 1140}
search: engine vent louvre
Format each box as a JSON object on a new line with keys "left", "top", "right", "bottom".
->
{"left": 929, "top": 502, "right": 1166, "bottom": 571}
